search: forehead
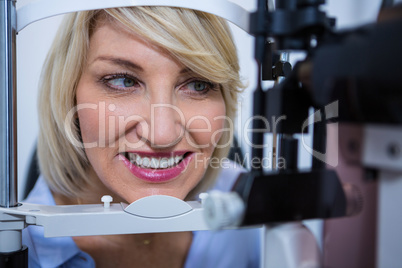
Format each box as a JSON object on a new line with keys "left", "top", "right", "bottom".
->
{"left": 90, "top": 20, "right": 150, "bottom": 53}
{"left": 87, "top": 20, "right": 181, "bottom": 67}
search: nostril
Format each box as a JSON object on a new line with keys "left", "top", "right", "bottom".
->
{"left": 134, "top": 106, "right": 185, "bottom": 148}
{"left": 149, "top": 134, "right": 182, "bottom": 149}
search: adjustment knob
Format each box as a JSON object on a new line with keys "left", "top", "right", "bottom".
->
{"left": 202, "top": 191, "right": 245, "bottom": 230}
{"left": 101, "top": 195, "right": 113, "bottom": 209}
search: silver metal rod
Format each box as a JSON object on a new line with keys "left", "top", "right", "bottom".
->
{"left": 0, "top": 0, "right": 18, "bottom": 208}
{"left": 0, "top": 230, "right": 22, "bottom": 252}
{"left": 272, "top": 52, "right": 289, "bottom": 169}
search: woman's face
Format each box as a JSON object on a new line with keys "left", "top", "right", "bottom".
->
{"left": 75, "top": 21, "right": 226, "bottom": 203}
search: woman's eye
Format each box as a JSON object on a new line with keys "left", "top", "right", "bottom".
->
{"left": 189, "top": 81, "right": 207, "bottom": 91}
{"left": 185, "top": 81, "right": 214, "bottom": 94}
{"left": 99, "top": 73, "right": 141, "bottom": 91}
{"left": 108, "top": 77, "right": 137, "bottom": 88}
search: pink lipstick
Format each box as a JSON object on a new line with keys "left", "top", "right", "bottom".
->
{"left": 119, "top": 151, "right": 193, "bottom": 183}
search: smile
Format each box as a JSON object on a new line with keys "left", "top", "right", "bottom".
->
{"left": 119, "top": 151, "right": 194, "bottom": 183}
{"left": 127, "top": 152, "right": 185, "bottom": 169}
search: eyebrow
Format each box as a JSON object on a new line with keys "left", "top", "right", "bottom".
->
{"left": 179, "top": 67, "right": 192, "bottom": 74}
{"left": 92, "top": 56, "right": 144, "bottom": 71}
{"left": 91, "top": 56, "right": 191, "bottom": 74}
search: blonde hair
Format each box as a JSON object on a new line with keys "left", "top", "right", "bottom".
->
{"left": 37, "top": 6, "right": 242, "bottom": 199}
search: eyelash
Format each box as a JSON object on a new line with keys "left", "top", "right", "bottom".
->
{"left": 180, "top": 79, "right": 218, "bottom": 96}
{"left": 99, "top": 72, "right": 218, "bottom": 95}
{"left": 99, "top": 72, "right": 140, "bottom": 91}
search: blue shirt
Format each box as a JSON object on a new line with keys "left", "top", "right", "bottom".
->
{"left": 22, "top": 163, "right": 261, "bottom": 267}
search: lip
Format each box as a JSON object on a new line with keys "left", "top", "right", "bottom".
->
{"left": 119, "top": 151, "right": 194, "bottom": 183}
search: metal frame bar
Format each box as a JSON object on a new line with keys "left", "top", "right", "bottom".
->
{"left": 0, "top": 0, "right": 17, "bottom": 209}
{"left": 16, "top": 0, "right": 250, "bottom": 33}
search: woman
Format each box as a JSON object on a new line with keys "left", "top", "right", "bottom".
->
{"left": 23, "top": 6, "right": 260, "bottom": 267}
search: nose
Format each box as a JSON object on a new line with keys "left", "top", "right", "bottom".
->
{"left": 139, "top": 102, "right": 185, "bottom": 149}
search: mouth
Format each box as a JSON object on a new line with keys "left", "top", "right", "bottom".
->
{"left": 123, "top": 152, "right": 191, "bottom": 170}
{"left": 118, "top": 151, "right": 194, "bottom": 183}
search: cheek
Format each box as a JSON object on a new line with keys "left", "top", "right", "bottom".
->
{"left": 75, "top": 81, "right": 103, "bottom": 144}
{"left": 77, "top": 103, "right": 117, "bottom": 145}
{"left": 184, "top": 101, "right": 226, "bottom": 149}
{"left": 77, "top": 100, "right": 144, "bottom": 147}
{"left": 209, "top": 105, "right": 228, "bottom": 145}
{"left": 77, "top": 106, "right": 101, "bottom": 144}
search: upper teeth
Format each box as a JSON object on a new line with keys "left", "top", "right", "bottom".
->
{"left": 127, "top": 153, "right": 184, "bottom": 169}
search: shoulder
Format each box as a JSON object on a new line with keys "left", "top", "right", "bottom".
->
{"left": 22, "top": 176, "right": 95, "bottom": 268}
{"left": 24, "top": 175, "right": 56, "bottom": 205}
